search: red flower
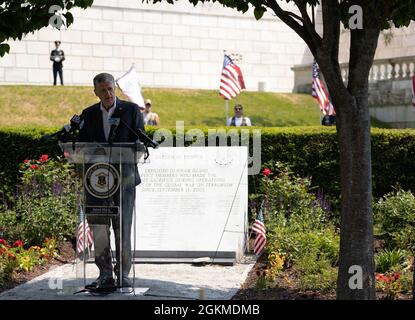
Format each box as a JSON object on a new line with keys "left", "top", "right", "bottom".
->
{"left": 262, "top": 168, "right": 272, "bottom": 176}
{"left": 30, "top": 164, "right": 39, "bottom": 170}
{"left": 39, "top": 154, "right": 49, "bottom": 163}
{"left": 394, "top": 273, "right": 400, "bottom": 280}
{"left": 376, "top": 273, "right": 388, "bottom": 282}
{"left": 13, "top": 240, "right": 23, "bottom": 248}
{"left": 23, "top": 159, "right": 30, "bottom": 164}
{"left": 0, "top": 248, "right": 6, "bottom": 255}
{"left": 7, "top": 252, "right": 15, "bottom": 260}
{"left": 0, "top": 239, "right": 9, "bottom": 247}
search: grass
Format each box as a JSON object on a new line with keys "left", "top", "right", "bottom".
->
{"left": 0, "top": 85, "right": 389, "bottom": 128}
{"left": 0, "top": 85, "right": 322, "bottom": 128}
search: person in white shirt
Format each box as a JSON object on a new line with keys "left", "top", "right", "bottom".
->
{"left": 142, "top": 99, "right": 160, "bottom": 126}
{"left": 227, "top": 104, "right": 252, "bottom": 126}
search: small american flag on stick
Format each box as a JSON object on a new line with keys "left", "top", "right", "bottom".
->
{"left": 252, "top": 202, "right": 266, "bottom": 256}
{"left": 411, "top": 75, "right": 415, "bottom": 108}
{"left": 312, "top": 61, "right": 335, "bottom": 116}
{"left": 219, "top": 54, "right": 246, "bottom": 100}
{"left": 77, "top": 219, "right": 93, "bottom": 254}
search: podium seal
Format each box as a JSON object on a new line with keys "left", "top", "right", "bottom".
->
{"left": 85, "top": 163, "right": 120, "bottom": 199}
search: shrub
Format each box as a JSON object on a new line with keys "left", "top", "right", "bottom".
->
{"left": 373, "top": 189, "right": 415, "bottom": 252}
{"left": 375, "top": 249, "right": 410, "bottom": 273}
{"left": 253, "top": 162, "right": 340, "bottom": 292}
{"left": 0, "top": 126, "right": 61, "bottom": 198}
{"left": 0, "top": 155, "right": 79, "bottom": 246}
{"left": 1, "top": 126, "right": 415, "bottom": 211}
{"left": 295, "top": 254, "right": 338, "bottom": 293}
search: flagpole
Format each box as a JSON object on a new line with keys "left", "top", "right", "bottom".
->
{"left": 225, "top": 99, "right": 229, "bottom": 126}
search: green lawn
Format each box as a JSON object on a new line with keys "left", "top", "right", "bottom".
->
{"left": 0, "top": 85, "right": 387, "bottom": 128}
{"left": 0, "top": 85, "right": 322, "bottom": 128}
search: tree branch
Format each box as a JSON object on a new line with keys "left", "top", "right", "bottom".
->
{"left": 284, "top": 10, "right": 303, "bottom": 23}
{"left": 264, "top": 0, "right": 318, "bottom": 56}
{"left": 320, "top": 0, "right": 340, "bottom": 59}
{"left": 293, "top": 0, "right": 313, "bottom": 28}
{"left": 293, "top": 0, "right": 323, "bottom": 56}
{"left": 317, "top": 0, "right": 347, "bottom": 104}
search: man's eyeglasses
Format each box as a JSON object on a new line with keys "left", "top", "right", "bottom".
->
{"left": 235, "top": 108, "right": 242, "bottom": 111}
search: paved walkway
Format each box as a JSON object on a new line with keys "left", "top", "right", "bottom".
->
{"left": 0, "top": 255, "right": 256, "bottom": 300}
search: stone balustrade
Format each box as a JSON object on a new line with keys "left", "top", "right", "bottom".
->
{"left": 340, "top": 56, "right": 415, "bottom": 83}
{"left": 292, "top": 56, "right": 415, "bottom": 128}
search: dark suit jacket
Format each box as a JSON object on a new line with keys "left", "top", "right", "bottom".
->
{"left": 50, "top": 49, "right": 65, "bottom": 67}
{"left": 77, "top": 97, "right": 145, "bottom": 186}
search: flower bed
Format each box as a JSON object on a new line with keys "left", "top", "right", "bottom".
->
{"left": 0, "top": 238, "right": 58, "bottom": 286}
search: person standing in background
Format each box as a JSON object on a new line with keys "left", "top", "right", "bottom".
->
{"left": 142, "top": 99, "right": 160, "bottom": 126}
{"left": 50, "top": 40, "right": 65, "bottom": 86}
{"left": 227, "top": 104, "right": 252, "bottom": 126}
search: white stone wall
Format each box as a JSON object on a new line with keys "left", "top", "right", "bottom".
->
{"left": 339, "top": 22, "right": 415, "bottom": 63}
{"left": 0, "top": 0, "right": 314, "bottom": 92}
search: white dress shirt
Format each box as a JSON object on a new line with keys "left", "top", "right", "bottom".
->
{"left": 100, "top": 100, "right": 116, "bottom": 141}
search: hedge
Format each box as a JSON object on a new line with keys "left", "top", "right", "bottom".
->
{"left": 1, "top": 125, "right": 414, "bottom": 204}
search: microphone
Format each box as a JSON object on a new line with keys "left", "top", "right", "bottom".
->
{"left": 69, "top": 114, "right": 83, "bottom": 132}
{"left": 42, "top": 114, "right": 83, "bottom": 141}
{"left": 108, "top": 117, "right": 120, "bottom": 143}
{"left": 136, "top": 128, "right": 159, "bottom": 149}
{"left": 116, "top": 118, "right": 158, "bottom": 149}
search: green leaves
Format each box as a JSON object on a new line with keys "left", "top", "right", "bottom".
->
{"left": 63, "top": 12, "right": 74, "bottom": 27}
{"left": 0, "top": 43, "right": 10, "bottom": 57}
{"left": 374, "top": 188, "right": 415, "bottom": 252}
{"left": 0, "top": 0, "right": 94, "bottom": 57}
{"left": 253, "top": 6, "right": 266, "bottom": 20}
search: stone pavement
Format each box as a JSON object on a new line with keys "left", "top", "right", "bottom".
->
{"left": 0, "top": 255, "right": 256, "bottom": 300}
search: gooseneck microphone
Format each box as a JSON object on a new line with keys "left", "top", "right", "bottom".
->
{"left": 108, "top": 117, "right": 120, "bottom": 144}
{"left": 42, "top": 114, "right": 83, "bottom": 141}
{"left": 136, "top": 128, "right": 159, "bottom": 149}
{"left": 117, "top": 118, "right": 159, "bottom": 149}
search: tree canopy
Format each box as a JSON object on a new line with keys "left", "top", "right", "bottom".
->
{"left": 0, "top": 0, "right": 94, "bottom": 57}
{"left": 148, "top": 0, "right": 415, "bottom": 55}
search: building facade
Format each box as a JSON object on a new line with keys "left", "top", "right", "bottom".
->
{"left": 292, "top": 20, "right": 415, "bottom": 128}
{"left": 0, "top": 0, "right": 315, "bottom": 92}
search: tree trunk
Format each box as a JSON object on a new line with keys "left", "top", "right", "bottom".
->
{"left": 334, "top": 22, "right": 380, "bottom": 300}
{"left": 335, "top": 94, "right": 376, "bottom": 299}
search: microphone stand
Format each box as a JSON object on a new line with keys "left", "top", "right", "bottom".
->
{"left": 117, "top": 118, "right": 158, "bottom": 161}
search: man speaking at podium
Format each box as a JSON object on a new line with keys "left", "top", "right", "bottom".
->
{"left": 77, "top": 73, "right": 145, "bottom": 289}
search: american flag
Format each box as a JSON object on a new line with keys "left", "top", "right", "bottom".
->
{"left": 77, "top": 219, "right": 93, "bottom": 254}
{"left": 252, "top": 206, "right": 266, "bottom": 255}
{"left": 312, "top": 61, "right": 335, "bottom": 116}
{"left": 219, "top": 54, "right": 246, "bottom": 100}
{"left": 326, "top": 101, "right": 336, "bottom": 116}
{"left": 411, "top": 75, "right": 415, "bottom": 108}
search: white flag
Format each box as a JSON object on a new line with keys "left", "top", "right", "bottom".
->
{"left": 116, "top": 65, "right": 145, "bottom": 109}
